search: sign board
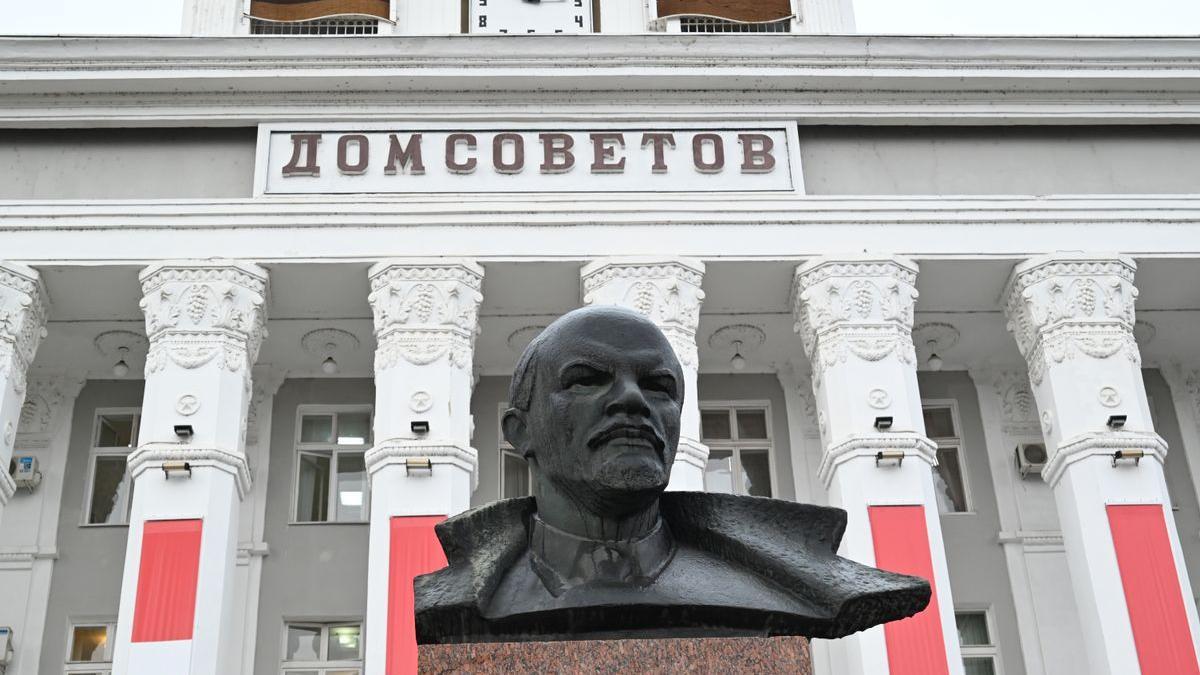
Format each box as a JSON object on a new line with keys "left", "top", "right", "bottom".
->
{"left": 255, "top": 123, "right": 801, "bottom": 195}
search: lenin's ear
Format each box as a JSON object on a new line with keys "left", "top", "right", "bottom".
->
{"left": 502, "top": 408, "right": 530, "bottom": 456}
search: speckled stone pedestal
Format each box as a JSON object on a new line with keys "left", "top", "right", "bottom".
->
{"left": 418, "top": 635, "right": 811, "bottom": 674}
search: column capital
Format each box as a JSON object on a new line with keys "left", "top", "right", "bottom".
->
{"left": 966, "top": 365, "right": 1044, "bottom": 437}
{"left": 0, "top": 261, "right": 50, "bottom": 397}
{"left": 580, "top": 257, "right": 705, "bottom": 369}
{"left": 367, "top": 258, "right": 484, "bottom": 372}
{"left": 1002, "top": 254, "right": 1139, "bottom": 386}
{"left": 18, "top": 369, "right": 87, "bottom": 443}
{"left": 138, "top": 260, "right": 270, "bottom": 376}
{"left": 791, "top": 255, "right": 919, "bottom": 384}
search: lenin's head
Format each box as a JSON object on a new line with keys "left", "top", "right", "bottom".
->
{"left": 502, "top": 306, "right": 683, "bottom": 516}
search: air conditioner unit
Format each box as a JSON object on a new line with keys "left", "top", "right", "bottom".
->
{"left": 1015, "top": 443, "right": 1048, "bottom": 478}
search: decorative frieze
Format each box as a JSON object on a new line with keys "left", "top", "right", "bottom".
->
{"left": 139, "top": 262, "right": 269, "bottom": 376}
{"left": 791, "top": 257, "right": 918, "bottom": 385}
{"left": 1002, "top": 256, "right": 1139, "bottom": 386}
{"left": 0, "top": 262, "right": 49, "bottom": 397}
{"left": 580, "top": 258, "right": 705, "bottom": 369}
{"left": 367, "top": 260, "right": 484, "bottom": 372}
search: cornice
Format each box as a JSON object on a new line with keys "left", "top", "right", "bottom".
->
{"left": 3, "top": 35, "right": 1200, "bottom": 125}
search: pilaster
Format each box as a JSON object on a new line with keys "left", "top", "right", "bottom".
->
{"left": 792, "top": 255, "right": 962, "bottom": 675}
{"left": 113, "top": 261, "right": 268, "bottom": 675}
{"left": 0, "top": 370, "right": 84, "bottom": 675}
{"left": 775, "top": 361, "right": 824, "bottom": 504}
{"left": 363, "top": 259, "right": 483, "bottom": 675}
{"left": 0, "top": 262, "right": 48, "bottom": 520}
{"left": 1003, "top": 253, "right": 1200, "bottom": 675}
{"left": 580, "top": 257, "right": 707, "bottom": 490}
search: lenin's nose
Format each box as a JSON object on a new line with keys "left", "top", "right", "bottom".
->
{"left": 604, "top": 373, "right": 651, "bottom": 418}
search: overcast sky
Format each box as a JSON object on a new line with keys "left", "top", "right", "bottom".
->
{"left": 2, "top": 0, "right": 1199, "bottom": 36}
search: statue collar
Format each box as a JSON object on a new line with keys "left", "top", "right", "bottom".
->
{"left": 529, "top": 514, "right": 676, "bottom": 596}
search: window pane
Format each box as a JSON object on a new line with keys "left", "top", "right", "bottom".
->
{"left": 300, "top": 415, "right": 334, "bottom": 444}
{"left": 89, "top": 456, "right": 131, "bottom": 524}
{"left": 740, "top": 449, "right": 772, "bottom": 498}
{"left": 956, "top": 612, "right": 991, "bottom": 646}
{"left": 502, "top": 451, "right": 530, "bottom": 500}
{"left": 285, "top": 624, "right": 322, "bottom": 661}
{"left": 923, "top": 407, "right": 956, "bottom": 439}
{"left": 705, "top": 449, "right": 735, "bottom": 494}
{"left": 337, "top": 412, "right": 371, "bottom": 446}
{"left": 934, "top": 447, "right": 969, "bottom": 513}
{"left": 964, "top": 657, "right": 997, "bottom": 675}
{"left": 69, "top": 625, "right": 109, "bottom": 661}
{"left": 327, "top": 624, "right": 362, "bottom": 660}
{"left": 296, "top": 453, "right": 331, "bottom": 522}
{"left": 96, "top": 414, "right": 137, "bottom": 447}
{"left": 701, "top": 410, "right": 731, "bottom": 440}
{"left": 736, "top": 410, "right": 768, "bottom": 439}
{"left": 335, "top": 453, "right": 367, "bottom": 522}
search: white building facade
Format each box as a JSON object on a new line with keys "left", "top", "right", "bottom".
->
{"left": 2, "top": 2, "right": 1200, "bottom": 674}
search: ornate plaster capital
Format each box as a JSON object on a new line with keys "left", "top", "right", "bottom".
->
{"left": 127, "top": 442, "right": 253, "bottom": 499}
{"left": 138, "top": 260, "right": 270, "bottom": 376}
{"left": 968, "top": 365, "right": 1043, "bottom": 436}
{"left": 791, "top": 256, "right": 919, "bottom": 384}
{"left": 0, "top": 261, "right": 49, "bottom": 397}
{"left": 1002, "top": 254, "right": 1139, "bottom": 386}
{"left": 367, "top": 259, "right": 484, "bottom": 371}
{"left": 580, "top": 257, "right": 705, "bottom": 369}
{"left": 17, "top": 370, "right": 87, "bottom": 443}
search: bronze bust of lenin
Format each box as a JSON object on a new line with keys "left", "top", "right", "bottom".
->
{"left": 415, "top": 306, "right": 930, "bottom": 643}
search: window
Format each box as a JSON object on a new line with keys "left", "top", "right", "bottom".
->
{"left": 282, "top": 621, "right": 363, "bottom": 675}
{"left": 294, "top": 408, "right": 372, "bottom": 523}
{"left": 924, "top": 403, "right": 970, "bottom": 514}
{"left": 251, "top": 17, "right": 380, "bottom": 35}
{"left": 498, "top": 402, "right": 532, "bottom": 500}
{"left": 65, "top": 619, "right": 116, "bottom": 674}
{"left": 957, "top": 610, "right": 1000, "bottom": 675}
{"left": 247, "top": 0, "right": 387, "bottom": 35}
{"left": 700, "top": 404, "right": 774, "bottom": 497}
{"left": 678, "top": 17, "right": 791, "bottom": 32}
{"left": 83, "top": 410, "right": 140, "bottom": 526}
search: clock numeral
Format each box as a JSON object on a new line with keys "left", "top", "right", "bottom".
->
{"left": 574, "top": 15, "right": 584, "bottom": 27}
{"left": 477, "top": 0, "right": 486, "bottom": 5}
{"left": 574, "top": 0, "right": 582, "bottom": 5}
{"left": 499, "top": 28, "right": 508, "bottom": 33}
{"left": 478, "top": 15, "right": 486, "bottom": 27}
{"left": 527, "top": 28, "right": 535, "bottom": 33}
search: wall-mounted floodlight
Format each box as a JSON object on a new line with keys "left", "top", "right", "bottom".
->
{"left": 874, "top": 416, "right": 894, "bottom": 432}
{"left": 174, "top": 424, "right": 194, "bottom": 440}
{"left": 162, "top": 460, "right": 193, "bottom": 480}
{"left": 411, "top": 420, "right": 430, "bottom": 435}
{"left": 1107, "top": 415, "right": 1127, "bottom": 430}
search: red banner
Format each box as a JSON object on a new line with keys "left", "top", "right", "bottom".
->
{"left": 131, "top": 519, "right": 203, "bottom": 643}
{"left": 386, "top": 515, "right": 447, "bottom": 675}
{"left": 1108, "top": 504, "right": 1200, "bottom": 675}
{"left": 869, "top": 505, "right": 950, "bottom": 675}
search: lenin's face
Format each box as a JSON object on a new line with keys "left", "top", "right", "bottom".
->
{"left": 505, "top": 307, "right": 683, "bottom": 515}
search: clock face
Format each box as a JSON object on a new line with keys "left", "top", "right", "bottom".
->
{"left": 470, "top": 0, "right": 595, "bottom": 34}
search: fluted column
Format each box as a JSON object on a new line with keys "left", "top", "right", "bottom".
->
{"left": 363, "top": 259, "right": 483, "bottom": 675}
{"left": 792, "top": 256, "right": 961, "bottom": 675}
{"left": 112, "top": 261, "right": 267, "bottom": 675}
{"left": 0, "top": 262, "right": 48, "bottom": 525}
{"left": 1003, "top": 254, "right": 1200, "bottom": 675}
{"left": 580, "top": 258, "right": 707, "bottom": 490}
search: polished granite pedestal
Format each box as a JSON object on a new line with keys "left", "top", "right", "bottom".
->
{"left": 418, "top": 635, "right": 811, "bottom": 674}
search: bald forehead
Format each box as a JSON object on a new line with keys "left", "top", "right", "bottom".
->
{"left": 536, "top": 308, "right": 680, "bottom": 372}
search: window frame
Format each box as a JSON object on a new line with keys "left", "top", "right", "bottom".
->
{"left": 279, "top": 619, "right": 365, "bottom": 674}
{"left": 80, "top": 408, "right": 141, "bottom": 528}
{"left": 922, "top": 398, "right": 975, "bottom": 516}
{"left": 64, "top": 616, "right": 117, "bottom": 674}
{"left": 290, "top": 405, "right": 374, "bottom": 525}
{"left": 497, "top": 401, "right": 533, "bottom": 499}
{"left": 956, "top": 606, "right": 1003, "bottom": 674}
{"left": 699, "top": 401, "right": 777, "bottom": 498}
{"left": 241, "top": 0, "right": 396, "bottom": 35}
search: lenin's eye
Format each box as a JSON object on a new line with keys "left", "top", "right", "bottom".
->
{"left": 641, "top": 373, "right": 677, "bottom": 398}
{"left": 562, "top": 365, "right": 608, "bottom": 390}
